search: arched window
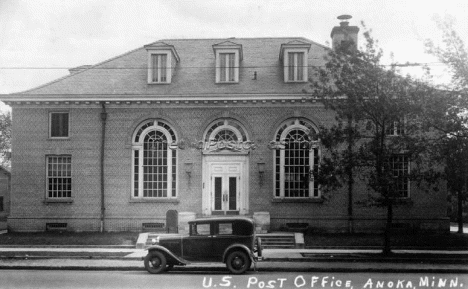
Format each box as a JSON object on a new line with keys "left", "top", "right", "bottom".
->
{"left": 203, "top": 119, "right": 248, "bottom": 151}
{"left": 132, "top": 120, "right": 177, "bottom": 198}
{"left": 274, "top": 118, "right": 320, "bottom": 198}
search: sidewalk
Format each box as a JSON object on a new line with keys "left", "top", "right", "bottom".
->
{"left": 0, "top": 247, "right": 467, "bottom": 273}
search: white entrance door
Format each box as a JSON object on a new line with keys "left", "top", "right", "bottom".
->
{"left": 202, "top": 155, "right": 249, "bottom": 216}
{"left": 211, "top": 163, "right": 240, "bottom": 215}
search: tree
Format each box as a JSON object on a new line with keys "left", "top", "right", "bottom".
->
{"left": 308, "top": 24, "right": 439, "bottom": 254}
{"left": 0, "top": 111, "right": 11, "bottom": 167}
{"left": 425, "top": 16, "right": 468, "bottom": 233}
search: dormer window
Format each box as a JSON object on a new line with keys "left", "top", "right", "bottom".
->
{"left": 213, "top": 41, "right": 243, "bottom": 83}
{"left": 219, "top": 53, "right": 235, "bottom": 82}
{"left": 280, "top": 41, "right": 311, "bottom": 83}
{"left": 287, "top": 52, "right": 305, "bottom": 81}
{"left": 144, "top": 42, "right": 180, "bottom": 84}
{"left": 151, "top": 53, "right": 168, "bottom": 83}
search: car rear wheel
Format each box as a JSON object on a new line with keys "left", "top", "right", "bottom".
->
{"left": 226, "top": 250, "right": 251, "bottom": 274}
{"left": 144, "top": 251, "right": 167, "bottom": 274}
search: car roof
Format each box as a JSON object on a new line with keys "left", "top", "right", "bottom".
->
{"left": 189, "top": 217, "right": 254, "bottom": 225}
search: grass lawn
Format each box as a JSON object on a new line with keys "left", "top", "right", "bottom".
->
{"left": 305, "top": 232, "right": 468, "bottom": 249}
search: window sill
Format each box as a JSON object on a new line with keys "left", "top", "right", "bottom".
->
{"left": 272, "top": 198, "right": 324, "bottom": 203}
{"left": 48, "top": 137, "right": 71, "bottom": 141}
{"left": 148, "top": 82, "right": 171, "bottom": 85}
{"left": 215, "top": 81, "right": 239, "bottom": 84}
{"left": 44, "top": 198, "right": 74, "bottom": 204}
{"left": 130, "top": 198, "right": 180, "bottom": 203}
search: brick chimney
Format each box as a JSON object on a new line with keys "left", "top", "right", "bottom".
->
{"left": 330, "top": 15, "right": 359, "bottom": 51}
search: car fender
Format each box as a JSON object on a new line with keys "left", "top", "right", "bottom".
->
{"left": 146, "top": 245, "right": 187, "bottom": 265}
{"left": 222, "top": 244, "right": 255, "bottom": 263}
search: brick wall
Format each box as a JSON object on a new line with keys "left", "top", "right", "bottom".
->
{"left": 8, "top": 102, "right": 449, "bottom": 233}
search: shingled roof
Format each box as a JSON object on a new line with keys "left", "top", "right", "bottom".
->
{"left": 11, "top": 37, "right": 329, "bottom": 98}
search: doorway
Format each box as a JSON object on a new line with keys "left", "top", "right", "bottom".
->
{"left": 202, "top": 155, "right": 249, "bottom": 216}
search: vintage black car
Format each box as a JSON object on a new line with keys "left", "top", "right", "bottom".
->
{"left": 144, "top": 217, "right": 262, "bottom": 274}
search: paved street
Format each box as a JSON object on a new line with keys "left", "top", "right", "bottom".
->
{"left": 2, "top": 270, "right": 468, "bottom": 289}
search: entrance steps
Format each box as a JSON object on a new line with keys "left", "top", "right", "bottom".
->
{"left": 257, "top": 232, "right": 300, "bottom": 249}
{"left": 137, "top": 232, "right": 303, "bottom": 249}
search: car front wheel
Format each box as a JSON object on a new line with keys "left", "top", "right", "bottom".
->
{"left": 144, "top": 251, "right": 167, "bottom": 274}
{"left": 226, "top": 250, "right": 251, "bottom": 274}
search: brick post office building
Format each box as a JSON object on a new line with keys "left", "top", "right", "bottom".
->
{"left": 1, "top": 20, "right": 449, "bottom": 233}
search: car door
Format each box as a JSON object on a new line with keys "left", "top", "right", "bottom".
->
{"left": 211, "top": 221, "right": 235, "bottom": 259}
{"left": 182, "top": 222, "right": 215, "bottom": 261}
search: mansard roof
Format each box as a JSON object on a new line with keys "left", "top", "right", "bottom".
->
{"left": 6, "top": 37, "right": 329, "bottom": 99}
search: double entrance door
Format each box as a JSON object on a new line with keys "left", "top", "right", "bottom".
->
{"left": 210, "top": 163, "right": 241, "bottom": 215}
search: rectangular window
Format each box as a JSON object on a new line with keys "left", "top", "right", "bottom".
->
{"left": 386, "top": 120, "right": 405, "bottom": 136}
{"left": 388, "top": 155, "right": 410, "bottom": 198}
{"left": 46, "top": 155, "right": 72, "bottom": 199}
{"left": 193, "top": 223, "right": 211, "bottom": 236}
{"left": 287, "top": 52, "right": 305, "bottom": 82}
{"left": 50, "top": 112, "right": 69, "bottom": 138}
{"left": 151, "top": 54, "right": 168, "bottom": 83}
{"left": 218, "top": 223, "right": 233, "bottom": 235}
{"left": 0, "top": 196, "right": 3, "bottom": 212}
{"left": 220, "top": 53, "right": 235, "bottom": 82}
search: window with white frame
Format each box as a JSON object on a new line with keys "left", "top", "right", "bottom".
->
{"left": 386, "top": 119, "right": 405, "bottom": 136}
{"left": 213, "top": 41, "right": 242, "bottom": 84}
{"left": 388, "top": 154, "right": 410, "bottom": 198}
{"left": 50, "top": 112, "right": 69, "bottom": 138}
{"left": 215, "top": 50, "right": 240, "bottom": 83}
{"left": 150, "top": 54, "right": 168, "bottom": 83}
{"left": 203, "top": 119, "right": 249, "bottom": 152}
{"left": 280, "top": 41, "right": 310, "bottom": 83}
{"left": 287, "top": 52, "right": 305, "bottom": 82}
{"left": 132, "top": 120, "right": 177, "bottom": 198}
{"left": 219, "top": 53, "right": 236, "bottom": 82}
{"left": 274, "top": 118, "right": 320, "bottom": 198}
{"left": 46, "top": 155, "right": 72, "bottom": 199}
{"left": 145, "top": 43, "right": 179, "bottom": 84}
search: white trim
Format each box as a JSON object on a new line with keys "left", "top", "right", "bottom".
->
{"left": 45, "top": 155, "right": 72, "bottom": 199}
{"left": 131, "top": 120, "right": 178, "bottom": 199}
{"left": 273, "top": 119, "right": 320, "bottom": 199}
{"left": 283, "top": 48, "right": 308, "bottom": 83}
{"left": 208, "top": 124, "right": 243, "bottom": 142}
{"left": 202, "top": 155, "right": 249, "bottom": 216}
{"left": 215, "top": 49, "right": 240, "bottom": 83}
{"left": 3, "top": 94, "right": 316, "bottom": 102}
{"left": 147, "top": 51, "right": 172, "bottom": 84}
{"left": 49, "top": 111, "right": 70, "bottom": 139}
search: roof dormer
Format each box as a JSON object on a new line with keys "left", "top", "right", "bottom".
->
{"left": 279, "top": 40, "right": 311, "bottom": 83}
{"left": 144, "top": 42, "right": 180, "bottom": 84}
{"left": 212, "top": 41, "right": 243, "bottom": 84}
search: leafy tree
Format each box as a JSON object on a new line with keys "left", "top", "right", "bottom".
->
{"left": 425, "top": 16, "right": 468, "bottom": 233}
{"left": 0, "top": 111, "right": 11, "bottom": 167}
{"left": 308, "top": 24, "right": 439, "bottom": 254}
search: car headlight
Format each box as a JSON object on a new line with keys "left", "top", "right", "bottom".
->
{"left": 151, "top": 237, "right": 160, "bottom": 245}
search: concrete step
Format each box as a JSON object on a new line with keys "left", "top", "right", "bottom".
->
{"left": 258, "top": 233, "right": 296, "bottom": 249}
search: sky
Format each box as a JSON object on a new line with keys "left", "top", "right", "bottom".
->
{"left": 0, "top": 0, "right": 467, "bottom": 101}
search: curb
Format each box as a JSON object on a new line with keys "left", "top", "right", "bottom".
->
{"left": 1, "top": 255, "right": 468, "bottom": 264}
{"left": 0, "top": 265, "right": 467, "bottom": 274}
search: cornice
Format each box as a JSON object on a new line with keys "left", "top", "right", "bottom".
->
{"left": 1, "top": 94, "right": 320, "bottom": 106}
